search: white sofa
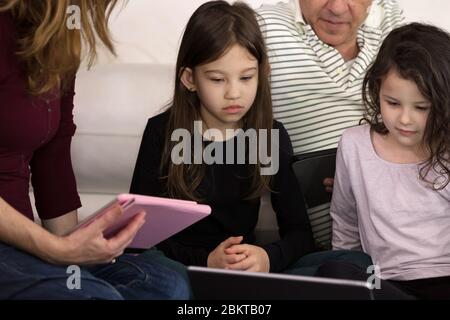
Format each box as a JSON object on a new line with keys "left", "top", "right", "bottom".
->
{"left": 34, "top": 63, "right": 279, "bottom": 242}
{"left": 72, "top": 63, "right": 173, "bottom": 219}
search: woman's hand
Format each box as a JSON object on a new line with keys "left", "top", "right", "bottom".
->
{"left": 207, "top": 236, "right": 247, "bottom": 269}
{"left": 224, "top": 244, "right": 270, "bottom": 273}
{"left": 49, "top": 206, "right": 146, "bottom": 266}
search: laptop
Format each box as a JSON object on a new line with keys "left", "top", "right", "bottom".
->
{"left": 292, "top": 148, "right": 337, "bottom": 208}
{"left": 188, "top": 266, "right": 375, "bottom": 300}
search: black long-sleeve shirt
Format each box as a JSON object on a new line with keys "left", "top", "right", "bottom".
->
{"left": 130, "top": 110, "right": 315, "bottom": 272}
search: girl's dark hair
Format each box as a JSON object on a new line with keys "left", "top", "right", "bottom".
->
{"left": 161, "top": 1, "right": 273, "bottom": 201}
{"left": 362, "top": 23, "right": 450, "bottom": 189}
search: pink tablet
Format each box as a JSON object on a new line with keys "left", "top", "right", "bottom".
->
{"left": 70, "top": 194, "right": 211, "bottom": 249}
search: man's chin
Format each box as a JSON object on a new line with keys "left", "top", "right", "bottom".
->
{"left": 313, "top": 27, "right": 345, "bottom": 43}
{"left": 320, "top": 34, "right": 347, "bottom": 46}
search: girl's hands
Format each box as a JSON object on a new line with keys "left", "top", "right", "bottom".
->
{"left": 207, "top": 236, "right": 247, "bottom": 269}
{"left": 225, "top": 243, "right": 270, "bottom": 273}
{"left": 207, "top": 236, "right": 270, "bottom": 273}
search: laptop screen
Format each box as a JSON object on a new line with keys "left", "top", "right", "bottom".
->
{"left": 188, "top": 266, "right": 375, "bottom": 300}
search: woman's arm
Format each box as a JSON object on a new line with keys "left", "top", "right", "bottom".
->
{"left": 0, "top": 197, "right": 61, "bottom": 261}
{"left": 0, "top": 197, "right": 146, "bottom": 265}
{"left": 30, "top": 80, "right": 82, "bottom": 221}
{"left": 42, "top": 210, "right": 78, "bottom": 236}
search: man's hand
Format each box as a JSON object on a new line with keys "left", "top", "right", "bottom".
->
{"left": 323, "top": 177, "right": 334, "bottom": 193}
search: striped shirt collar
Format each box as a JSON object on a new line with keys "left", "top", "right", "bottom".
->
{"left": 291, "top": 0, "right": 307, "bottom": 26}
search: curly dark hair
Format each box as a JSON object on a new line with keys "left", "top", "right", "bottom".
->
{"left": 362, "top": 23, "right": 450, "bottom": 190}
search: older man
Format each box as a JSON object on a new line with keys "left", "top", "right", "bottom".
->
{"left": 257, "top": 0, "right": 404, "bottom": 249}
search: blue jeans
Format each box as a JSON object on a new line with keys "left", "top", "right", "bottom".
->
{"left": 0, "top": 243, "right": 189, "bottom": 300}
{"left": 284, "top": 250, "right": 373, "bottom": 276}
{"left": 139, "top": 248, "right": 193, "bottom": 298}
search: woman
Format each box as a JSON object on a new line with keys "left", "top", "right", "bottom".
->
{"left": 0, "top": 0, "right": 188, "bottom": 299}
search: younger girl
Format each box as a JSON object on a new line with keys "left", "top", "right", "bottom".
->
{"left": 330, "top": 23, "right": 450, "bottom": 299}
{"left": 131, "top": 1, "right": 315, "bottom": 273}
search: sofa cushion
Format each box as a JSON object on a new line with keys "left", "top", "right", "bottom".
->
{"left": 72, "top": 64, "right": 174, "bottom": 196}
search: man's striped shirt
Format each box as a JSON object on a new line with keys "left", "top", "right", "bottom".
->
{"left": 257, "top": 0, "right": 404, "bottom": 248}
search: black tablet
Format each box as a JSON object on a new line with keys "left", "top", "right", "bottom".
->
{"left": 292, "top": 148, "right": 337, "bottom": 208}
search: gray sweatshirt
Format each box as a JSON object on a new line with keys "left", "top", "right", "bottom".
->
{"left": 331, "top": 124, "right": 450, "bottom": 281}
